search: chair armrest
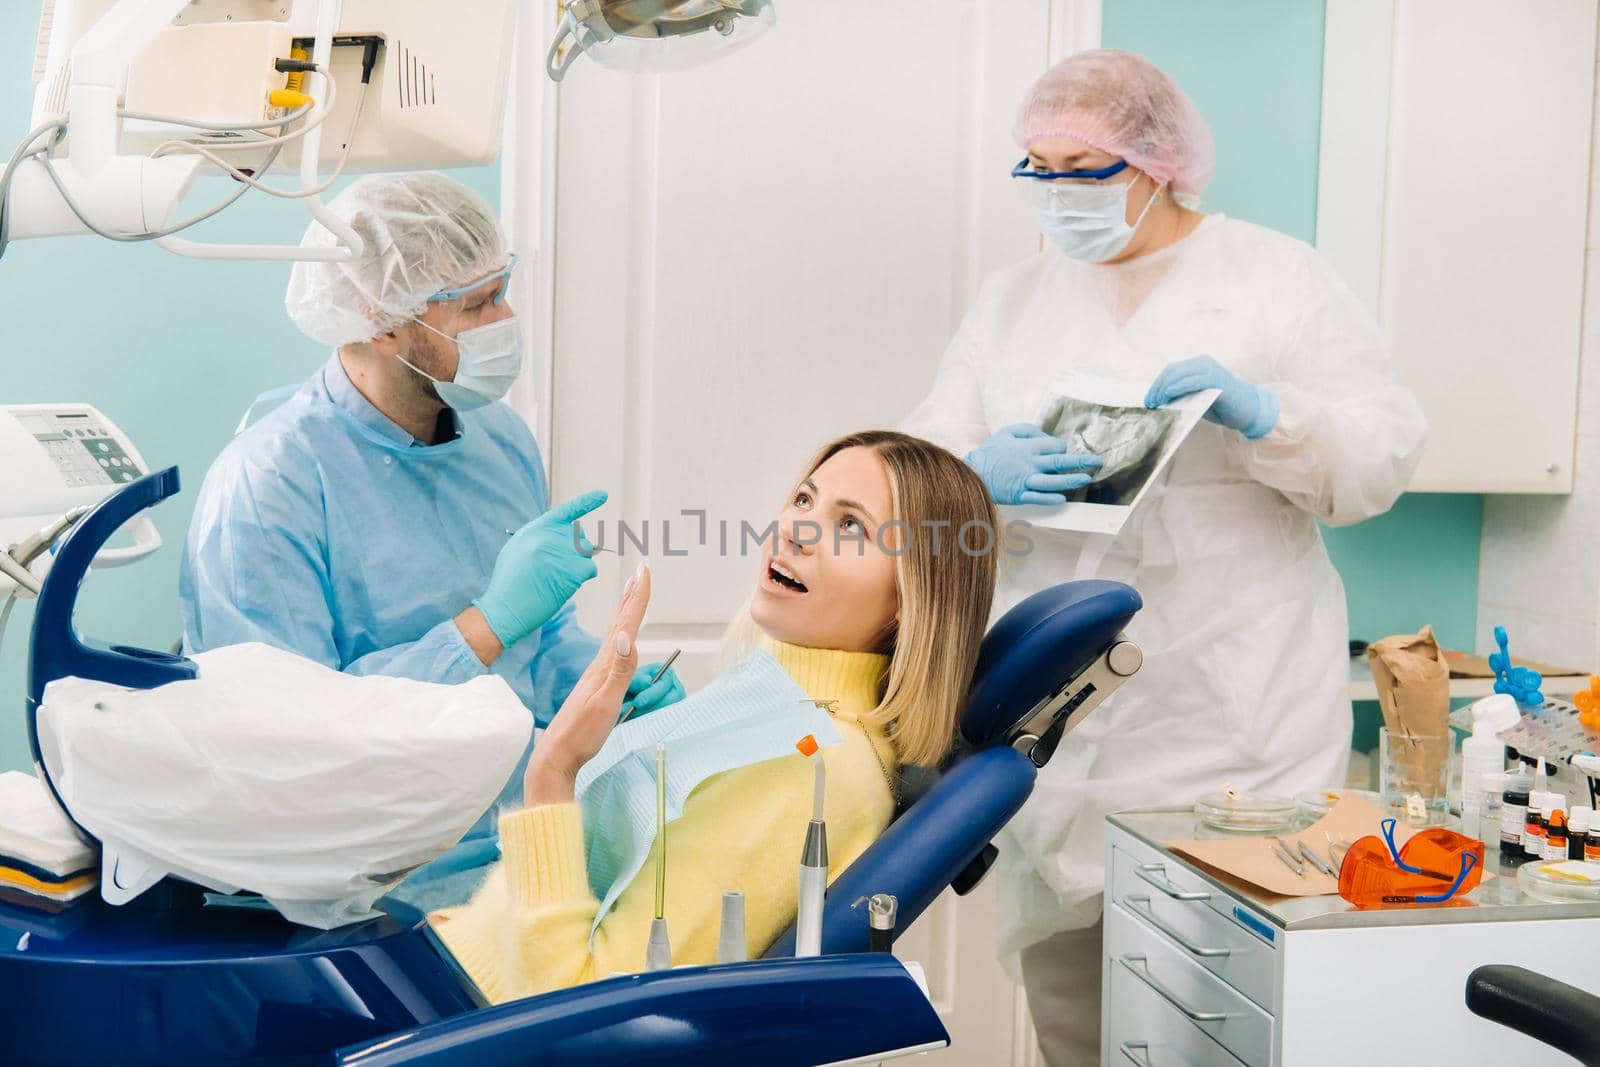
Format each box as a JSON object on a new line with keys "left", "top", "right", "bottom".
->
{"left": 1466, "top": 964, "right": 1600, "bottom": 1066}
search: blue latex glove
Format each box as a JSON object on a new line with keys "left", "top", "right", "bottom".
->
{"left": 1144, "top": 355, "right": 1279, "bottom": 440}
{"left": 620, "top": 662, "right": 687, "bottom": 722}
{"left": 473, "top": 490, "right": 607, "bottom": 648}
{"left": 966, "top": 424, "right": 1101, "bottom": 506}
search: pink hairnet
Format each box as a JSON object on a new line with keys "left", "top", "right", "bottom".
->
{"left": 1012, "top": 49, "right": 1215, "bottom": 197}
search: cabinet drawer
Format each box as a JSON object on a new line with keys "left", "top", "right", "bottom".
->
{"left": 1105, "top": 936, "right": 1248, "bottom": 1067}
{"left": 1105, "top": 902, "right": 1273, "bottom": 1067}
{"left": 1109, "top": 847, "right": 1277, "bottom": 1011}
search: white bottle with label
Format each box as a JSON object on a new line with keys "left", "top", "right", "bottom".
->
{"left": 1460, "top": 694, "right": 1519, "bottom": 840}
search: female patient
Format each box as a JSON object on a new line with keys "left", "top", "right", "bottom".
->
{"left": 432, "top": 430, "right": 998, "bottom": 1001}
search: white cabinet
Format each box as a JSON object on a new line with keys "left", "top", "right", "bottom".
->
{"left": 1106, "top": 812, "right": 1600, "bottom": 1066}
{"left": 1317, "top": 0, "right": 1599, "bottom": 493}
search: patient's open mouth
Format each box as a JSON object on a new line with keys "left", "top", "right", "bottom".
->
{"left": 768, "top": 560, "right": 809, "bottom": 593}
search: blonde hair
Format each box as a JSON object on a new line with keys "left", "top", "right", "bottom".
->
{"left": 727, "top": 431, "right": 999, "bottom": 767}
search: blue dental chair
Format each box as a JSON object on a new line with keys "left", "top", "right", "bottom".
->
{"left": 2, "top": 469, "right": 1142, "bottom": 1066}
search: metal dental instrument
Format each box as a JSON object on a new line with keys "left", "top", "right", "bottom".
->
{"left": 1269, "top": 837, "right": 1306, "bottom": 877}
{"left": 1296, "top": 839, "right": 1337, "bottom": 877}
{"left": 646, "top": 744, "right": 671, "bottom": 971}
{"left": 619, "top": 648, "right": 682, "bottom": 724}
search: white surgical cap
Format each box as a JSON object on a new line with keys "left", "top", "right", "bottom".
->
{"left": 1012, "top": 49, "right": 1215, "bottom": 197}
{"left": 285, "top": 172, "right": 507, "bottom": 346}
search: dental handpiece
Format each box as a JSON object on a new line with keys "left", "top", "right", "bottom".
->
{"left": 867, "top": 893, "right": 898, "bottom": 953}
{"left": 795, "top": 734, "right": 827, "bottom": 958}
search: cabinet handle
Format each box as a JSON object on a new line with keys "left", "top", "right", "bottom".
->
{"left": 1118, "top": 954, "right": 1230, "bottom": 1023}
{"left": 1119, "top": 1040, "right": 1153, "bottom": 1066}
{"left": 1125, "top": 896, "right": 1231, "bottom": 958}
{"left": 1135, "top": 863, "right": 1210, "bottom": 901}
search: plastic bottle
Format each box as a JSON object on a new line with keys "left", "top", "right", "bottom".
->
{"left": 1501, "top": 769, "right": 1531, "bottom": 859}
{"left": 1588, "top": 817, "right": 1600, "bottom": 862}
{"left": 1545, "top": 804, "right": 1569, "bottom": 862}
{"left": 1524, "top": 763, "right": 1550, "bottom": 854}
{"left": 1570, "top": 807, "right": 1592, "bottom": 861}
{"left": 1478, "top": 772, "right": 1507, "bottom": 853}
{"left": 1460, "top": 695, "right": 1517, "bottom": 840}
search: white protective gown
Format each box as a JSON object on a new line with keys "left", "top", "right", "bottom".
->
{"left": 900, "top": 215, "right": 1426, "bottom": 965}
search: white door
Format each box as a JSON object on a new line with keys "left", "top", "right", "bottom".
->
{"left": 539, "top": 1, "right": 1058, "bottom": 1060}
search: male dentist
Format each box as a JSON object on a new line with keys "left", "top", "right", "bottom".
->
{"left": 180, "top": 172, "right": 683, "bottom": 907}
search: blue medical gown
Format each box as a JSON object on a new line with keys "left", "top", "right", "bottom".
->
{"left": 180, "top": 356, "right": 600, "bottom": 911}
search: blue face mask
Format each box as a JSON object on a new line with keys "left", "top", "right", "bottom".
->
{"left": 1035, "top": 179, "right": 1164, "bottom": 262}
{"left": 398, "top": 316, "right": 524, "bottom": 412}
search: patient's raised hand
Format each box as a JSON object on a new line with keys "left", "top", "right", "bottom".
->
{"left": 523, "top": 563, "right": 651, "bottom": 806}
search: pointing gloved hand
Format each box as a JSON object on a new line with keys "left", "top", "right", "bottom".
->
{"left": 966, "top": 424, "right": 1102, "bottom": 506}
{"left": 473, "top": 490, "right": 607, "bottom": 648}
{"left": 623, "top": 661, "right": 687, "bottom": 719}
{"left": 1144, "top": 355, "right": 1279, "bottom": 440}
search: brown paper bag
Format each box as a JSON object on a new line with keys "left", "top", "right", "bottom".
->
{"left": 1366, "top": 627, "right": 1451, "bottom": 793}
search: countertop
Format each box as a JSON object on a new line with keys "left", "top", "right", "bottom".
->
{"left": 1110, "top": 806, "right": 1600, "bottom": 931}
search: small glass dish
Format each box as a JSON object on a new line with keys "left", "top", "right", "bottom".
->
{"left": 1194, "top": 791, "right": 1300, "bottom": 835}
{"left": 1296, "top": 788, "right": 1383, "bottom": 822}
{"left": 1517, "top": 859, "right": 1600, "bottom": 903}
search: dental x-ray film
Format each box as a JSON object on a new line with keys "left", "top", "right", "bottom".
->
{"left": 1004, "top": 371, "right": 1219, "bottom": 535}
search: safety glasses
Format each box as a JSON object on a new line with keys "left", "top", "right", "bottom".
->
{"left": 428, "top": 252, "right": 519, "bottom": 307}
{"left": 1010, "top": 157, "right": 1130, "bottom": 182}
{"left": 1337, "top": 818, "right": 1483, "bottom": 906}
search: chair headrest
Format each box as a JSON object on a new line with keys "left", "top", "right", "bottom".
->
{"left": 959, "top": 580, "right": 1142, "bottom": 751}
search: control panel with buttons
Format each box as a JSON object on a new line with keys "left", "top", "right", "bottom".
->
{"left": 16, "top": 410, "right": 145, "bottom": 488}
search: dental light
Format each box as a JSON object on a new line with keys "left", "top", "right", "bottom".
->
{"left": 2, "top": 0, "right": 776, "bottom": 264}
{"left": 546, "top": 0, "right": 776, "bottom": 81}
{"left": 7, "top": 0, "right": 517, "bottom": 262}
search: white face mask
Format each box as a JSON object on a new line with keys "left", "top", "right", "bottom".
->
{"left": 1034, "top": 178, "right": 1164, "bottom": 263}
{"left": 397, "top": 316, "right": 524, "bottom": 412}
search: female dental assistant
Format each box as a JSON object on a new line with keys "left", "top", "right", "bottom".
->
{"left": 900, "top": 50, "right": 1426, "bottom": 1065}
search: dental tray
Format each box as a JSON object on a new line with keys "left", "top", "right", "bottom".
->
{"left": 1193, "top": 791, "right": 1299, "bottom": 834}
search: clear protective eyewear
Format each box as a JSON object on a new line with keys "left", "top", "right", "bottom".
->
{"left": 1011, "top": 157, "right": 1130, "bottom": 183}
{"left": 427, "top": 253, "right": 518, "bottom": 307}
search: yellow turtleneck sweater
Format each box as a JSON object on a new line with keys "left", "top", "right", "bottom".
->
{"left": 431, "top": 640, "right": 896, "bottom": 1003}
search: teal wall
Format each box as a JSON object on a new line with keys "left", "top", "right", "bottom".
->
{"left": 0, "top": 8, "right": 498, "bottom": 770}
{"left": 1102, "top": 0, "right": 1483, "bottom": 660}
